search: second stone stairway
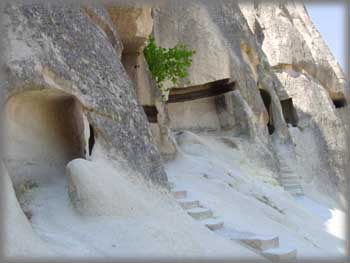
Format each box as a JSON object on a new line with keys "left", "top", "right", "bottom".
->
{"left": 279, "top": 158, "right": 304, "bottom": 196}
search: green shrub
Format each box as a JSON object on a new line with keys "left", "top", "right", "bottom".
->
{"left": 143, "top": 36, "right": 195, "bottom": 100}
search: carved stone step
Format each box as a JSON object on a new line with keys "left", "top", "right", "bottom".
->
{"left": 284, "top": 184, "right": 302, "bottom": 191}
{"left": 280, "top": 168, "right": 290, "bottom": 172}
{"left": 279, "top": 162, "right": 289, "bottom": 168}
{"left": 283, "top": 182, "right": 301, "bottom": 189}
{"left": 280, "top": 174, "right": 299, "bottom": 180}
{"left": 280, "top": 178, "right": 299, "bottom": 185}
{"left": 241, "top": 235, "right": 279, "bottom": 251}
{"left": 187, "top": 207, "right": 214, "bottom": 220}
{"left": 281, "top": 174, "right": 299, "bottom": 178}
{"left": 172, "top": 189, "right": 187, "bottom": 199}
{"left": 178, "top": 198, "right": 200, "bottom": 210}
{"left": 262, "top": 247, "right": 297, "bottom": 262}
{"left": 280, "top": 169, "right": 293, "bottom": 174}
{"left": 286, "top": 187, "right": 303, "bottom": 196}
{"left": 282, "top": 182, "right": 300, "bottom": 188}
{"left": 201, "top": 218, "right": 224, "bottom": 231}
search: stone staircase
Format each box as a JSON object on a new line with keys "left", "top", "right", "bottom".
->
{"left": 279, "top": 158, "right": 303, "bottom": 196}
{"left": 169, "top": 182, "right": 297, "bottom": 262}
{"left": 217, "top": 228, "right": 297, "bottom": 262}
{"left": 169, "top": 184, "right": 225, "bottom": 231}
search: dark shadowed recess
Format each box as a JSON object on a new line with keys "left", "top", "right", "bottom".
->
{"left": 142, "top": 106, "right": 158, "bottom": 123}
{"left": 281, "top": 98, "right": 299, "bottom": 127}
{"left": 89, "top": 124, "right": 95, "bottom": 156}
{"left": 167, "top": 78, "right": 236, "bottom": 103}
{"left": 259, "top": 89, "right": 275, "bottom": 135}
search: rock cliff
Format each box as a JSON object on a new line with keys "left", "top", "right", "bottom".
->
{"left": 2, "top": 3, "right": 166, "bottom": 186}
{"left": 154, "top": 0, "right": 349, "bottom": 207}
{"left": 1, "top": 0, "right": 348, "bottom": 259}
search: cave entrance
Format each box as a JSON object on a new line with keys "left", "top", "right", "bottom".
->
{"left": 332, "top": 97, "right": 347, "bottom": 109}
{"left": 281, "top": 98, "right": 298, "bottom": 127}
{"left": 88, "top": 124, "right": 95, "bottom": 156}
{"left": 3, "top": 89, "right": 88, "bottom": 187}
{"left": 259, "top": 89, "right": 275, "bottom": 135}
{"left": 142, "top": 105, "right": 158, "bottom": 123}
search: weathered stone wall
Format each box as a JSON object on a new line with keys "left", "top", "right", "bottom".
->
{"left": 2, "top": 162, "right": 55, "bottom": 257}
{"left": 153, "top": 1, "right": 290, "bottom": 143}
{"left": 1, "top": 1, "right": 348, "bottom": 207}
{"left": 2, "top": 3, "right": 167, "bottom": 185}
{"left": 167, "top": 97, "right": 222, "bottom": 132}
{"left": 153, "top": 0, "right": 292, "bottom": 178}
{"left": 153, "top": 0, "right": 348, "bottom": 206}
{"left": 240, "top": 1, "right": 349, "bottom": 207}
{"left": 109, "top": 4, "right": 178, "bottom": 159}
{"left": 106, "top": 5, "right": 153, "bottom": 53}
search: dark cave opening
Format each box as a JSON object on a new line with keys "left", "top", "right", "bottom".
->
{"left": 89, "top": 124, "right": 95, "bottom": 156}
{"left": 142, "top": 106, "right": 158, "bottom": 123}
{"left": 332, "top": 97, "right": 347, "bottom": 109}
{"left": 281, "top": 98, "right": 298, "bottom": 127}
{"left": 259, "top": 89, "right": 275, "bottom": 135}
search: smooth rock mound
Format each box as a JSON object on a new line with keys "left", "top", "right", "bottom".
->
{"left": 66, "top": 158, "right": 153, "bottom": 217}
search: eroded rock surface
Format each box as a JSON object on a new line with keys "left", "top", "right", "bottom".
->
{"left": 1, "top": 0, "right": 348, "bottom": 259}
{"left": 2, "top": 3, "right": 167, "bottom": 186}
{"left": 240, "top": 1, "right": 349, "bottom": 206}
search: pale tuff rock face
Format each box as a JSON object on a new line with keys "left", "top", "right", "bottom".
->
{"left": 2, "top": 3, "right": 167, "bottom": 185}
{"left": 82, "top": 4, "right": 124, "bottom": 58}
{"left": 2, "top": 162, "right": 55, "bottom": 257}
{"left": 106, "top": 5, "right": 153, "bottom": 53}
{"left": 239, "top": 1, "right": 349, "bottom": 207}
{"left": 275, "top": 72, "right": 349, "bottom": 205}
{"left": 1, "top": 0, "right": 348, "bottom": 258}
{"left": 153, "top": 0, "right": 292, "bottom": 176}
{"left": 241, "top": 2, "right": 347, "bottom": 101}
{"left": 153, "top": 1, "right": 231, "bottom": 87}
{"left": 154, "top": 0, "right": 348, "bottom": 206}
{"left": 285, "top": 3, "right": 347, "bottom": 100}
{"left": 154, "top": 1, "right": 291, "bottom": 142}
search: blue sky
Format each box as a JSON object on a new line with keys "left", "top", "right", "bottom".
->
{"left": 305, "top": 2, "right": 347, "bottom": 71}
